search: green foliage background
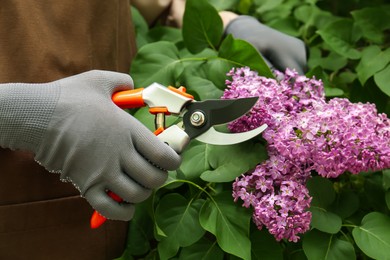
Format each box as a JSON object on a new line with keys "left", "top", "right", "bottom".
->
{"left": 117, "top": 0, "right": 390, "bottom": 259}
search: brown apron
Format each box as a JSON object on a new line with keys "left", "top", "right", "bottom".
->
{"left": 0, "top": 1, "right": 137, "bottom": 259}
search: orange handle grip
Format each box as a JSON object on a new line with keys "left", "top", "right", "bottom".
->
{"left": 112, "top": 88, "right": 145, "bottom": 109}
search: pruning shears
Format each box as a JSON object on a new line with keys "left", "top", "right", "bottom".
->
{"left": 90, "top": 82, "right": 268, "bottom": 228}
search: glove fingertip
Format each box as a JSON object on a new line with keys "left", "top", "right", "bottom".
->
{"left": 95, "top": 70, "right": 134, "bottom": 93}
{"left": 136, "top": 130, "right": 182, "bottom": 171}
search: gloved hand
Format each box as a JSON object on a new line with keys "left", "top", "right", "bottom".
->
{"left": 224, "top": 15, "right": 307, "bottom": 74}
{"left": 0, "top": 70, "right": 181, "bottom": 220}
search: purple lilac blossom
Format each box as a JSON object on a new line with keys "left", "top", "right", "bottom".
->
{"left": 225, "top": 67, "right": 390, "bottom": 242}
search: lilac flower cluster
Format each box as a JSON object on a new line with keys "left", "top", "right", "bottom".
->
{"left": 268, "top": 98, "right": 390, "bottom": 178}
{"left": 223, "top": 67, "right": 325, "bottom": 131}
{"left": 233, "top": 162, "right": 312, "bottom": 242}
{"left": 224, "top": 67, "right": 390, "bottom": 242}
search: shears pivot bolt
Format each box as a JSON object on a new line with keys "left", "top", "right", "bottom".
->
{"left": 190, "top": 111, "right": 205, "bottom": 127}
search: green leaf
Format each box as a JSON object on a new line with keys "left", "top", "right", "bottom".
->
{"left": 201, "top": 142, "right": 267, "bottom": 183}
{"left": 124, "top": 203, "right": 153, "bottom": 256}
{"left": 307, "top": 177, "right": 336, "bottom": 208}
{"left": 133, "top": 107, "right": 156, "bottom": 131}
{"left": 181, "top": 73, "right": 224, "bottom": 100}
{"left": 131, "top": 6, "right": 150, "bottom": 48}
{"left": 324, "top": 87, "right": 344, "bottom": 97}
{"left": 180, "top": 141, "right": 211, "bottom": 180}
{"left": 254, "top": 1, "right": 296, "bottom": 22}
{"left": 255, "top": 0, "right": 283, "bottom": 14}
{"left": 268, "top": 17, "right": 301, "bottom": 37}
{"left": 190, "top": 76, "right": 224, "bottom": 100}
{"left": 329, "top": 190, "right": 359, "bottom": 219}
{"left": 306, "top": 66, "right": 333, "bottom": 92}
{"left": 384, "top": 169, "right": 390, "bottom": 190}
{"left": 352, "top": 212, "right": 390, "bottom": 260}
{"left": 147, "top": 26, "right": 182, "bottom": 44}
{"left": 294, "top": 5, "right": 335, "bottom": 30}
{"left": 183, "top": 0, "right": 223, "bottom": 53}
{"left": 130, "top": 41, "right": 183, "bottom": 87}
{"left": 316, "top": 19, "right": 362, "bottom": 60}
{"left": 199, "top": 192, "right": 252, "bottom": 260}
{"left": 178, "top": 47, "right": 231, "bottom": 90}
{"left": 131, "top": 6, "right": 148, "bottom": 36}
{"left": 178, "top": 42, "right": 217, "bottom": 60}
{"left": 165, "top": 170, "right": 184, "bottom": 190}
{"left": 156, "top": 194, "right": 206, "bottom": 259}
{"left": 237, "top": 0, "right": 252, "bottom": 14}
{"left": 309, "top": 207, "right": 342, "bottom": 234}
{"left": 284, "top": 240, "right": 307, "bottom": 260}
{"left": 386, "top": 190, "right": 390, "bottom": 210}
{"left": 218, "top": 34, "right": 274, "bottom": 78}
{"left": 374, "top": 63, "right": 390, "bottom": 97}
{"left": 307, "top": 177, "right": 342, "bottom": 233}
{"left": 356, "top": 45, "right": 390, "bottom": 85}
{"left": 251, "top": 229, "right": 283, "bottom": 260}
{"left": 308, "top": 46, "right": 348, "bottom": 72}
{"left": 361, "top": 172, "right": 388, "bottom": 212}
{"left": 155, "top": 222, "right": 167, "bottom": 238}
{"left": 351, "top": 6, "right": 390, "bottom": 44}
{"left": 180, "top": 140, "right": 267, "bottom": 182}
{"left": 332, "top": 71, "right": 357, "bottom": 92}
{"left": 179, "top": 238, "right": 224, "bottom": 260}
{"left": 199, "top": 58, "right": 234, "bottom": 90}
{"left": 303, "top": 230, "right": 355, "bottom": 260}
{"left": 207, "top": 0, "right": 238, "bottom": 11}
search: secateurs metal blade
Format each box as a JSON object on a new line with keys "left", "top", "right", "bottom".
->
{"left": 90, "top": 82, "right": 268, "bottom": 228}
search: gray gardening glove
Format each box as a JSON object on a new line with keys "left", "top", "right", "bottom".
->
{"left": 0, "top": 70, "right": 181, "bottom": 220}
{"left": 225, "top": 15, "right": 307, "bottom": 74}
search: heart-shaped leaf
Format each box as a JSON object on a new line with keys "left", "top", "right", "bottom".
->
{"left": 352, "top": 212, "right": 390, "bottom": 260}
{"left": 317, "top": 19, "right": 362, "bottom": 60}
{"left": 199, "top": 192, "right": 252, "bottom": 260}
{"left": 356, "top": 45, "right": 390, "bottom": 86}
{"left": 374, "top": 64, "right": 390, "bottom": 97}
{"left": 183, "top": 0, "right": 223, "bottom": 53}
{"left": 303, "top": 230, "right": 355, "bottom": 260}
{"left": 130, "top": 41, "right": 183, "bottom": 87}
{"left": 218, "top": 35, "right": 274, "bottom": 78}
{"left": 201, "top": 142, "right": 267, "bottom": 183}
{"left": 307, "top": 177, "right": 342, "bottom": 233}
{"left": 156, "top": 194, "right": 206, "bottom": 259}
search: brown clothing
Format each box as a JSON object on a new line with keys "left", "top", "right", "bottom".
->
{"left": 0, "top": 1, "right": 137, "bottom": 259}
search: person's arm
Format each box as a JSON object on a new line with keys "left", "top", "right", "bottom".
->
{"left": 131, "top": 0, "right": 185, "bottom": 27}
{"left": 0, "top": 70, "right": 181, "bottom": 220}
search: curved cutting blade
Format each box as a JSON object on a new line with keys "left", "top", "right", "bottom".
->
{"left": 196, "top": 124, "right": 268, "bottom": 145}
{"left": 183, "top": 97, "right": 259, "bottom": 139}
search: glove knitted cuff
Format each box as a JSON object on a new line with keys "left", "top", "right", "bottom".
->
{"left": 0, "top": 82, "right": 60, "bottom": 152}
